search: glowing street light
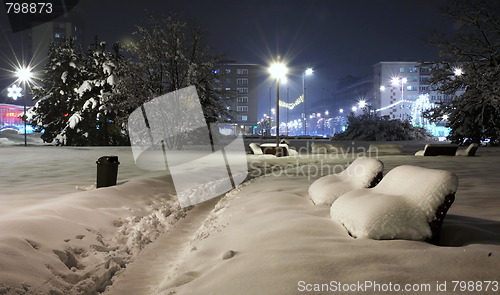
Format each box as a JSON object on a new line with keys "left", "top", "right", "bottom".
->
{"left": 352, "top": 106, "right": 358, "bottom": 112}
{"left": 442, "top": 114, "right": 449, "bottom": 121}
{"left": 15, "top": 66, "right": 33, "bottom": 146}
{"left": 339, "top": 108, "right": 344, "bottom": 113}
{"left": 302, "top": 68, "right": 313, "bottom": 135}
{"left": 16, "top": 67, "right": 33, "bottom": 82}
{"left": 268, "top": 59, "right": 288, "bottom": 157}
{"left": 453, "top": 68, "right": 464, "bottom": 77}
{"left": 358, "top": 100, "right": 367, "bottom": 108}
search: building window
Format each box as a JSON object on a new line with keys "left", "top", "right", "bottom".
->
{"left": 408, "top": 67, "right": 418, "bottom": 73}
{"left": 406, "top": 86, "right": 418, "bottom": 91}
{"left": 237, "top": 69, "right": 248, "bottom": 75}
{"left": 54, "top": 23, "right": 65, "bottom": 30}
{"left": 399, "top": 67, "right": 405, "bottom": 73}
{"left": 237, "top": 97, "right": 248, "bottom": 103}
{"left": 237, "top": 87, "right": 248, "bottom": 94}
{"left": 237, "top": 106, "right": 248, "bottom": 112}
{"left": 55, "top": 33, "right": 64, "bottom": 39}
{"left": 237, "top": 78, "right": 248, "bottom": 85}
{"left": 238, "top": 115, "right": 248, "bottom": 121}
{"left": 225, "top": 69, "right": 231, "bottom": 74}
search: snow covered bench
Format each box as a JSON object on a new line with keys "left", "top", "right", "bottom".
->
{"left": 331, "top": 165, "right": 458, "bottom": 244}
{"left": 415, "top": 144, "right": 458, "bottom": 156}
{"left": 455, "top": 143, "right": 478, "bottom": 156}
{"left": 248, "top": 143, "right": 263, "bottom": 155}
{"left": 308, "top": 157, "right": 384, "bottom": 205}
{"left": 310, "top": 142, "right": 345, "bottom": 154}
{"left": 253, "top": 143, "right": 298, "bottom": 156}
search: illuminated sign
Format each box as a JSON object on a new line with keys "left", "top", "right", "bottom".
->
{"left": 5, "top": 112, "right": 21, "bottom": 117}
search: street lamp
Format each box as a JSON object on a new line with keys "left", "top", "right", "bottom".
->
{"left": 302, "top": 68, "right": 313, "bottom": 135}
{"left": 453, "top": 68, "right": 463, "bottom": 77}
{"left": 358, "top": 100, "right": 367, "bottom": 109}
{"left": 269, "top": 60, "right": 288, "bottom": 157}
{"left": 391, "top": 77, "right": 407, "bottom": 101}
{"left": 15, "top": 66, "right": 33, "bottom": 146}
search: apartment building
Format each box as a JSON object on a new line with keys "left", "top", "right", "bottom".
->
{"left": 214, "top": 63, "right": 261, "bottom": 134}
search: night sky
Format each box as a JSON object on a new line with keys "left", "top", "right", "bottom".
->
{"left": 1, "top": 0, "right": 455, "bottom": 110}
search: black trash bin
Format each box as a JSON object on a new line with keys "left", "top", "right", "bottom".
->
{"left": 96, "top": 156, "right": 120, "bottom": 188}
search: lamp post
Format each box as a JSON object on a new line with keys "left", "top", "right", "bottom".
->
{"left": 391, "top": 77, "right": 407, "bottom": 101}
{"left": 324, "top": 110, "right": 329, "bottom": 136}
{"left": 286, "top": 87, "right": 289, "bottom": 136}
{"left": 302, "top": 68, "right": 313, "bottom": 135}
{"left": 269, "top": 60, "right": 288, "bottom": 157}
{"left": 15, "top": 67, "right": 32, "bottom": 147}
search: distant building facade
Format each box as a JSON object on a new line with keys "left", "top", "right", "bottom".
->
{"left": 214, "top": 63, "right": 261, "bottom": 134}
{"left": 373, "top": 61, "right": 454, "bottom": 120}
{"left": 30, "top": 19, "right": 83, "bottom": 71}
{"left": 372, "top": 61, "right": 454, "bottom": 137}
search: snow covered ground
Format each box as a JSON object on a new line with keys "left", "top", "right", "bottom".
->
{"left": 1, "top": 133, "right": 500, "bottom": 294}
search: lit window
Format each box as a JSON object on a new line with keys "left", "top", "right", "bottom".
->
{"left": 237, "top": 69, "right": 248, "bottom": 75}
{"left": 237, "top": 97, "right": 248, "bottom": 103}
{"left": 237, "top": 87, "right": 248, "bottom": 94}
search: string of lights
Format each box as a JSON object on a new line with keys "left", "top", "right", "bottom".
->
{"left": 279, "top": 95, "right": 304, "bottom": 110}
{"left": 373, "top": 99, "right": 411, "bottom": 112}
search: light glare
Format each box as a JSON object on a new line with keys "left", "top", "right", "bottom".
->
{"left": 16, "top": 67, "right": 32, "bottom": 82}
{"left": 453, "top": 68, "right": 463, "bottom": 76}
{"left": 269, "top": 63, "right": 288, "bottom": 80}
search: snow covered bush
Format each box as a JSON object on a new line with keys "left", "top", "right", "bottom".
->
{"left": 331, "top": 165, "right": 458, "bottom": 243}
{"left": 335, "top": 113, "right": 432, "bottom": 141}
{"left": 308, "top": 157, "right": 383, "bottom": 205}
